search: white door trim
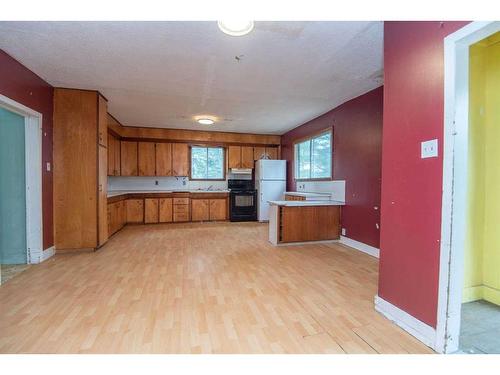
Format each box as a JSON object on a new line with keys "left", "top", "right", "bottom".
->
{"left": 436, "top": 21, "right": 500, "bottom": 354}
{"left": 0, "top": 93, "right": 45, "bottom": 264}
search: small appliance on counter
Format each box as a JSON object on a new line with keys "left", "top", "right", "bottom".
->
{"left": 255, "top": 160, "right": 287, "bottom": 221}
{"left": 228, "top": 179, "right": 257, "bottom": 222}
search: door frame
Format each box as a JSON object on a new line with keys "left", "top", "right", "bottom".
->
{"left": 0, "top": 93, "right": 43, "bottom": 264}
{"left": 436, "top": 21, "right": 500, "bottom": 353}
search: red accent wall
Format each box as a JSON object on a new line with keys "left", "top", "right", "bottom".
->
{"left": 0, "top": 50, "right": 54, "bottom": 250}
{"left": 281, "top": 87, "right": 383, "bottom": 248}
{"left": 379, "top": 21, "right": 469, "bottom": 328}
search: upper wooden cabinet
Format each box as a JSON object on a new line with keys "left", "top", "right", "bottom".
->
{"left": 254, "top": 146, "right": 278, "bottom": 160}
{"left": 241, "top": 146, "right": 254, "bottom": 168}
{"left": 138, "top": 142, "right": 156, "bottom": 176}
{"left": 228, "top": 146, "right": 242, "bottom": 168}
{"left": 108, "top": 133, "right": 121, "bottom": 176}
{"left": 53, "top": 88, "right": 108, "bottom": 251}
{"left": 121, "top": 141, "right": 138, "bottom": 176}
{"left": 172, "top": 143, "right": 189, "bottom": 176}
{"left": 98, "top": 95, "right": 108, "bottom": 148}
{"left": 266, "top": 147, "right": 278, "bottom": 160}
{"left": 156, "top": 143, "right": 172, "bottom": 176}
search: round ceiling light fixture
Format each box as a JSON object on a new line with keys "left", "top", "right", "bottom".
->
{"left": 196, "top": 118, "right": 215, "bottom": 125}
{"left": 217, "top": 20, "right": 254, "bottom": 36}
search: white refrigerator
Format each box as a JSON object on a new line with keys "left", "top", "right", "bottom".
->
{"left": 255, "top": 160, "right": 287, "bottom": 222}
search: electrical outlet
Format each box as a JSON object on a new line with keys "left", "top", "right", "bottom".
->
{"left": 421, "top": 139, "right": 438, "bottom": 158}
{"left": 155, "top": 180, "right": 159, "bottom": 186}
{"left": 46, "top": 162, "right": 51, "bottom": 171}
{"left": 341, "top": 228, "right": 346, "bottom": 236}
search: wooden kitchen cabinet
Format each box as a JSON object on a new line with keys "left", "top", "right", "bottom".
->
{"left": 159, "top": 198, "right": 173, "bottom": 222}
{"left": 53, "top": 88, "right": 109, "bottom": 251}
{"left": 98, "top": 145, "right": 108, "bottom": 246}
{"left": 144, "top": 198, "right": 159, "bottom": 223}
{"left": 108, "top": 133, "right": 121, "bottom": 176}
{"left": 108, "top": 200, "right": 126, "bottom": 237}
{"left": 228, "top": 146, "right": 242, "bottom": 168}
{"left": 156, "top": 142, "right": 172, "bottom": 176}
{"left": 138, "top": 142, "right": 156, "bottom": 176}
{"left": 241, "top": 146, "right": 254, "bottom": 168}
{"left": 254, "top": 146, "right": 278, "bottom": 160}
{"left": 266, "top": 147, "right": 278, "bottom": 160}
{"left": 209, "top": 199, "right": 227, "bottom": 221}
{"left": 253, "top": 146, "right": 266, "bottom": 160}
{"left": 126, "top": 199, "right": 144, "bottom": 223}
{"left": 191, "top": 199, "right": 210, "bottom": 221}
{"left": 173, "top": 197, "right": 190, "bottom": 222}
{"left": 172, "top": 143, "right": 189, "bottom": 176}
{"left": 121, "top": 141, "right": 138, "bottom": 176}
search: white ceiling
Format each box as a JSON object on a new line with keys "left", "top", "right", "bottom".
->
{"left": 0, "top": 21, "right": 383, "bottom": 135}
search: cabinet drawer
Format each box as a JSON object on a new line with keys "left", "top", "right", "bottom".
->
{"left": 173, "top": 212, "right": 190, "bottom": 222}
{"left": 173, "top": 198, "right": 189, "bottom": 205}
{"left": 173, "top": 204, "right": 189, "bottom": 213}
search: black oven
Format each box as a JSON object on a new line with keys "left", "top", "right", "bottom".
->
{"left": 228, "top": 179, "right": 257, "bottom": 222}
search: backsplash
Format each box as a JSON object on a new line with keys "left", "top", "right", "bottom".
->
{"left": 296, "top": 180, "right": 346, "bottom": 202}
{"left": 108, "top": 173, "right": 252, "bottom": 191}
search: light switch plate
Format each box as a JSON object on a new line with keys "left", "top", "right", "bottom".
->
{"left": 341, "top": 228, "right": 346, "bottom": 236}
{"left": 421, "top": 139, "right": 438, "bottom": 158}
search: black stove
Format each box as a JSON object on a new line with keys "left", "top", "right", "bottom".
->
{"left": 228, "top": 179, "right": 257, "bottom": 222}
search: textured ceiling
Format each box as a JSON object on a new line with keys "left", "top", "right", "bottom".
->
{"left": 0, "top": 21, "right": 383, "bottom": 134}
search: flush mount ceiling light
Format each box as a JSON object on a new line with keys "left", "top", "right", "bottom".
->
{"left": 217, "top": 21, "right": 254, "bottom": 36}
{"left": 197, "top": 118, "right": 214, "bottom": 125}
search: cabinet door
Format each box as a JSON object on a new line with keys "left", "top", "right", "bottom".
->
{"left": 98, "top": 95, "right": 108, "bottom": 148}
{"left": 191, "top": 199, "right": 209, "bottom": 221}
{"left": 172, "top": 143, "right": 189, "bottom": 176}
{"left": 98, "top": 145, "right": 108, "bottom": 246}
{"left": 138, "top": 142, "right": 156, "bottom": 176}
{"left": 114, "top": 136, "right": 121, "bottom": 175}
{"left": 144, "top": 198, "right": 159, "bottom": 223}
{"left": 253, "top": 146, "right": 266, "bottom": 160}
{"left": 159, "top": 198, "right": 173, "bottom": 223}
{"left": 108, "top": 133, "right": 115, "bottom": 176}
{"left": 126, "top": 199, "right": 144, "bottom": 223}
{"left": 209, "top": 199, "right": 227, "bottom": 221}
{"left": 241, "top": 146, "right": 254, "bottom": 169}
{"left": 156, "top": 142, "right": 172, "bottom": 176}
{"left": 266, "top": 147, "right": 278, "bottom": 160}
{"left": 228, "top": 146, "right": 241, "bottom": 168}
{"left": 121, "top": 141, "right": 138, "bottom": 176}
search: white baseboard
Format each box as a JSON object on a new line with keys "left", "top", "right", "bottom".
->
{"left": 39, "top": 246, "right": 55, "bottom": 262}
{"left": 374, "top": 295, "right": 436, "bottom": 350}
{"left": 340, "top": 236, "right": 379, "bottom": 258}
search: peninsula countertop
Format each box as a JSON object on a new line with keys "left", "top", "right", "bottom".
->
{"left": 268, "top": 200, "right": 345, "bottom": 207}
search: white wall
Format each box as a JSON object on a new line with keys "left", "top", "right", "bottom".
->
{"left": 108, "top": 173, "right": 252, "bottom": 192}
{"left": 296, "top": 180, "right": 346, "bottom": 202}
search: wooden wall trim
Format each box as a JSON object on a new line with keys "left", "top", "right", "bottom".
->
{"left": 107, "top": 114, "right": 280, "bottom": 146}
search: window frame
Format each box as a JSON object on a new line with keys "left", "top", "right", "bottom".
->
{"left": 293, "top": 127, "right": 333, "bottom": 181}
{"left": 189, "top": 144, "right": 226, "bottom": 181}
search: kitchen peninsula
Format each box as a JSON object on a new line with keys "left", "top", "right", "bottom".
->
{"left": 268, "top": 200, "right": 344, "bottom": 245}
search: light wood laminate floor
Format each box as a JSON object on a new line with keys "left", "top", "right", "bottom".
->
{"left": 0, "top": 222, "right": 433, "bottom": 354}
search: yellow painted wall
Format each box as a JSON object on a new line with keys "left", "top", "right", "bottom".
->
{"left": 463, "top": 33, "right": 500, "bottom": 305}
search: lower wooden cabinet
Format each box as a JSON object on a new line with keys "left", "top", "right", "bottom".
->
{"left": 145, "top": 198, "right": 159, "bottom": 223}
{"left": 126, "top": 199, "right": 144, "bottom": 223}
{"left": 108, "top": 200, "right": 126, "bottom": 236}
{"left": 209, "top": 199, "right": 227, "bottom": 221}
{"left": 173, "top": 201, "right": 190, "bottom": 222}
{"left": 192, "top": 199, "right": 210, "bottom": 221}
{"left": 191, "top": 198, "right": 227, "bottom": 222}
{"left": 159, "top": 198, "right": 173, "bottom": 223}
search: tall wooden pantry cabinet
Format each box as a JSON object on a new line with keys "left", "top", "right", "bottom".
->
{"left": 53, "top": 88, "right": 109, "bottom": 251}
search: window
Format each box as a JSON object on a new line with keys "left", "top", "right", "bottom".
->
{"left": 190, "top": 146, "right": 225, "bottom": 180}
{"left": 294, "top": 130, "right": 332, "bottom": 180}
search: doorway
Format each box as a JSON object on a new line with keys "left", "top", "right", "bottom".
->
{"left": 436, "top": 21, "right": 500, "bottom": 354}
{"left": 0, "top": 94, "right": 43, "bottom": 285}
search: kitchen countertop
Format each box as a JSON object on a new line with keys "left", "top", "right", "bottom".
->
{"left": 268, "top": 200, "right": 345, "bottom": 207}
{"left": 107, "top": 190, "right": 230, "bottom": 198}
{"left": 284, "top": 191, "right": 331, "bottom": 197}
